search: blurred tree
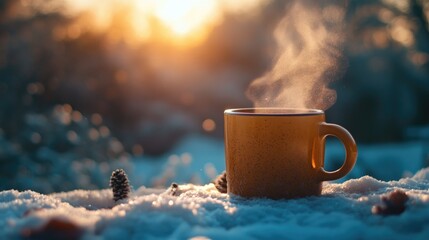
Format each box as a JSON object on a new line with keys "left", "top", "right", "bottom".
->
{"left": 0, "top": 1, "right": 131, "bottom": 192}
{"left": 327, "top": 0, "right": 429, "bottom": 142}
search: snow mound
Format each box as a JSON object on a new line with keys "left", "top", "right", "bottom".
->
{"left": 1, "top": 168, "right": 429, "bottom": 239}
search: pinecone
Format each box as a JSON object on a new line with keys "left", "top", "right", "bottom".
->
{"left": 110, "top": 169, "right": 131, "bottom": 202}
{"left": 169, "top": 182, "right": 179, "bottom": 196}
{"left": 214, "top": 171, "right": 227, "bottom": 193}
{"left": 372, "top": 189, "right": 409, "bottom": 215}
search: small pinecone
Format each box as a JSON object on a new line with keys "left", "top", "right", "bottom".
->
{"left": 214, "top": 171, "right": 227, "bottom": 193}
{"left": 110, "top": 169, "right": 131, "bottom": 202}
{"left": 169, "top": 182, "right": 179, "bottom": 196}
{"left": 372, "top": 189, "right": 409, "bottom": 216}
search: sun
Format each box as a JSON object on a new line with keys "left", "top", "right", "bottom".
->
{"left": 62, "top": 0, "right": 267, "bottom": 47}
{"left": 153, "top": 0, "right": 219, "bottom": 37}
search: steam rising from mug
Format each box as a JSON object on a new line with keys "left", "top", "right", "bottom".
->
{"left": 247, "top": 1, "right": 346, "bottom": 110}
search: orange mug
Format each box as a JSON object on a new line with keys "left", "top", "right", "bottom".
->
{"left": 224, "top": 108, "right": 357, "bottom": 199}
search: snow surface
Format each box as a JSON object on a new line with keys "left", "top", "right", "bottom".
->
{"left": 1, "top": 168, "right": 429, "bottom": 239}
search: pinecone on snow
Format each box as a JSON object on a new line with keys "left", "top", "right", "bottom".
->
{"left": 214, "top": 171, "right": 227, "bottom": 193}
{"left": 372, "top": 189, "right": 409, "bottom": 215}
{"left": 110, "top": 169, "right": 131, "bottom": 202}
{"left": 169, "top": 182, "right": 179, "bottom": 196}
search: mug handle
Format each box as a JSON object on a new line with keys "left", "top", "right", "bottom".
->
{"left": 316, "top": 122, "right": 358, "bottom": 181}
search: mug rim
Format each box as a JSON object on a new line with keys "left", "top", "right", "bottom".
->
{"left": 224, "top": 108, "right": 324, "bottom": 116}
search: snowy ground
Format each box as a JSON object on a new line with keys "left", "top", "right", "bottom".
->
{"left": 1, "top": 168, "right": 429, "bottom": 239}
{"left": 1, "top": 134, "right": 428, "bottom": 239}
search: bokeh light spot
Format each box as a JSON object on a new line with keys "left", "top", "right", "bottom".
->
{"left": 202, "top": 119, "right": 216, "bottom": 132}
{"left": 30, "top": 132, "right": 41, "bottom": 144}
{"left": 132, "top": 144, "right": 144, "bottom": 156}
{"left": 91, "top": 114, "right": 103, "bottom": 126}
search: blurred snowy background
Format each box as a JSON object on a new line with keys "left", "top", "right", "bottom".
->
{"left": 0, "top": 0, "right": 429, "bottom": 193}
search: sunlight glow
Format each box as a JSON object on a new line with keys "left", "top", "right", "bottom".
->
{"left": 58, "top": 0, "right": 267, "bottom": 47}
{"left": 154, "top": 0, "right": 218, "bottom": 37}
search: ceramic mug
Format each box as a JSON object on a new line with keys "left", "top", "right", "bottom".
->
{"left": 224, "top": 108, "right": 357, "bottom": 199}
